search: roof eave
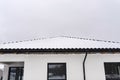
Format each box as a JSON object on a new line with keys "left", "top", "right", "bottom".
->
{"left": 0, "top": 48, "right": 120, "bottom": 53}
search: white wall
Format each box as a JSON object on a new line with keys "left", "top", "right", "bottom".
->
{"left": 0, "top": 53, "right": 120, "bottom": 80}
{"left": 86, "top": 53, "right": 120, "bottom": 80}
{"left": 24, "top": 53, "right": 85, "bottom": 80}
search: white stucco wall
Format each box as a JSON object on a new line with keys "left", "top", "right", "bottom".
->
{"left": 86, "top": 53, "right": 120, "bottom": 80}
{"left": 0, "top": 52, "right": 120, "bottom": 80}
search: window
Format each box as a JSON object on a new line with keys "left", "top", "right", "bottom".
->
{"left": 47, "top": 63, "right": 67, "bottom": 80}
{"left": 8, "top": 67, "right": 24, "bottom": 80}
{"left": 104, "top": 63, "right": 120, "bottom": 80}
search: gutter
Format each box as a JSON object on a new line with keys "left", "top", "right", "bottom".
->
{"left": 83, "top": 52, "right": 88, "bottom": 80}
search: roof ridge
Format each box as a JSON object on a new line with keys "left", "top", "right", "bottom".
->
{"left": 0, "top": 36, "right": 59, "bottom": 45}
{"left": 60, "top": 36, "right": 120, "bottom": 44}
{"left": 0, "top": 35, "right": 120, "bottom": 45}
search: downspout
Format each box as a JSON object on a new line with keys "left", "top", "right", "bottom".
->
{"left": 83, "top": 52, "right": 88, "bottom": 80}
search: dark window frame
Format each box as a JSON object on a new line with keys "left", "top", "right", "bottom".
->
{"left": 8, "top": 67, "right": 24, "bottom": 80}
{"left": 104, "top": 62, "right": 120, "bottom": 80}
{"left": 47, "top": 63, "right": 67, "bottom": 80}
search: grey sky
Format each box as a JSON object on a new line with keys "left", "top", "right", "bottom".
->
{"left": 0, "top": 0, "right": 120, "bottom": 43}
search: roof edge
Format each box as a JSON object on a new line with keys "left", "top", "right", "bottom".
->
{"left": 1, "top": 36, "right": 120, "bottom": 45}
{"left": 0, "top": 48, "right": 120, "bottom": 53}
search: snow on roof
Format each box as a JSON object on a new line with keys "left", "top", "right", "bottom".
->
{"left": 0, "top": 36, "right": 120, "bottom": 49}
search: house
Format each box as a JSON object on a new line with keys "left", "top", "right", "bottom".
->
{"left": 0, "top": 36, "right": 120, "bottom": 80}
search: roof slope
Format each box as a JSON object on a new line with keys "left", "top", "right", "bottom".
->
{"left": 0, "top": 36, "right": 120, "bottom": 49}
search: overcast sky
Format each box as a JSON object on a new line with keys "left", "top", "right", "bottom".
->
{"left": 0, "top": 0, "right": 120, "bottom": 43}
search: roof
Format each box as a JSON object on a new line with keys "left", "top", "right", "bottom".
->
{"left": 0, "top": 36, "right": 120, "bottom": 50}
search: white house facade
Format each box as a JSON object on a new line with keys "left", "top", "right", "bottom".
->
{"left": 0, "top": 36, "right": 120, "bottom": 80}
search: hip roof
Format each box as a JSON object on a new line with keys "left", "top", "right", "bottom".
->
{"left": 0, "top": 36, "right": 120, "bottom": 50}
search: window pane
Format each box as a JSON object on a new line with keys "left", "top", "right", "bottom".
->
{"left": 9, "top": 68, "right": 16, "bottom": 80}
{"left": 48, "top": 63, "right": 66, "bottom": 80}
{"left": 8, "top": 67, "right": 24, "bottom": 80}
{"left": 17, "top": 67, "right": 24, "bottom": 80}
